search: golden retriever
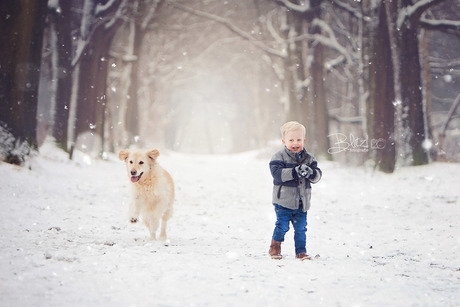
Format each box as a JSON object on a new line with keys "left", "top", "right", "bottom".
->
{"left": 118, "top": 149, "right": 174, "bottom": 240}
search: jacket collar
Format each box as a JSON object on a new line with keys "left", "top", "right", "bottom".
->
{"left": 284, "top": 147, "right": 308, "bottom": 164}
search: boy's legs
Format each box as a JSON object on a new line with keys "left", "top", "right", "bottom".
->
{"left": 292, "top": 209, "right": 308, "bottom": 255}
{"left": 272, "top": 204, "right": 291, "bottom": 242}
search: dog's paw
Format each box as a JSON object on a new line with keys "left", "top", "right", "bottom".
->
{"left": 130, "top": 218, "right": 138, "bottom": 223}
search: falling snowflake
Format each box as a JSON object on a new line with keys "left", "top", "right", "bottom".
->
{"left": 422, "top": 139, "right": 433, "bottom": 151}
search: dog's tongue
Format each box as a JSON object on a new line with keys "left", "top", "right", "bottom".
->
{"left": 131, "top": 176, "right": 139, "bottom": 183}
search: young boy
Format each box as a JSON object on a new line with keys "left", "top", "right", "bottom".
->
{"left": 268, "top": 121, "right": 322, "bottom": 260}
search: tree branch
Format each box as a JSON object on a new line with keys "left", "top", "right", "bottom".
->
{"left": 397, "top": 0, "right": 446, "bottom": 29}
{"left": 140, "top": 0, "right": 162, "bottom": 31}
{"left": 290, "top": 18, "right": 353, "bottom": 65}
{"left": 331, "top": 0, "right": 362, "bottom": 19}
{"left": 266, "top": 9, "right": 285, "bottom": 45}
{"left": 420, "top": 17, "right": 460, "bottom": 31}
{"left": 72, "top": 0, "right": 130, "bottom": 68}
{"left": 165, "top": 0, "right": 286, "bottom": 58}
{"left": 273, "top": 0, "right": 311, "bottom": 13}
{"left": 440, "top": 93, "right": 460, "bottom": 136}
{"left": 95, "top": 0, "right": 123, "bottom": 18}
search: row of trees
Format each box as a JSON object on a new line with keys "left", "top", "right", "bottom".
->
{"left": 265, "top": 0, "right": 459, "bottom": 171}
{"left": 0, "top": 0, "right": 47, "bottom": 164}
{"left": 1, "top": 0, "right": 157, "bottom": 162}
{"left": 1, "top": 0, "right": 459, "bottom": 172}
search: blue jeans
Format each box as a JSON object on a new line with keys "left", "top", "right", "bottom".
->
{"left": 272, "top": 203, "right": 308, "bottom": 255}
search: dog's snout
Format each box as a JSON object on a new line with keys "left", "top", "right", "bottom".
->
{"left": 130, "top": 169, "right": 137, "bottom": 176}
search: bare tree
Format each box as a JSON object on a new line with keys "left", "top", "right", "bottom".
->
{"left": 333, "top": 0, "right": 458, "bottom": 171}
{"left": 0, "top": 0, "right": 47, "bottom": 164}
{"left": 387, "top": 0, "right": 444, "bottom": 166}
{"left": 48, "top": 0, "right": 73, "bottom": 152}
{"left": 115, "top": 0, "right": 163, "bottom": 148}
{"left": 362, "top": 1, "right": 396, "bottom": 173}
{"left": 37, "top": 0, "right": 458, "bottom": 163}
{"left": 69, "top": 0, "right": 131, "bottom": 159}
{"left": 420, "top": 0, "right": 460, "bottom": 161}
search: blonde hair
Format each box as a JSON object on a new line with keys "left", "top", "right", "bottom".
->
{"left": 280, "top": 121, "right": 306, "bottom": 140}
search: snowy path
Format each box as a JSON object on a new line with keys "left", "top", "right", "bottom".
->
{"left": 0, "top": 144, "right": 459, "bottom": 307}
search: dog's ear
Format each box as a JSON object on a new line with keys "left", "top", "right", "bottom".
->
{"left": 118, "top": 150, "right": 129, "bottom": 161}
{"left": 147, "top": 149, "right": 160, "bottom": 161}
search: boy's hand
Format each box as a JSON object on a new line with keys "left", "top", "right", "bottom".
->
{"left": 295, "top": 164, "right": 313, "bottom": 178}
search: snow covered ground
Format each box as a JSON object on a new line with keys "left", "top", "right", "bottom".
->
{"left": 0, "top": 142, "right": 459, "bottom": 307}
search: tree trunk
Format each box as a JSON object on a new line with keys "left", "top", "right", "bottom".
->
{"left": 124, "top": 20, "right": 143, "bottom": 146}
{"left": 74, "top": 29, "right": 115, "bottom": 155}
{"left": 361, "top": 1, "right": 372, "bottom": 141}
{"left": 362, "top": 0, "right": 396, "bottom": 173}
{"left": 49, "top": 0, "right": 73, "bottom": 151}
{"left": 309, "top": 3, "right": 331, "bottom": 159}
{"left": 69, "top": 0, "right": 127, "bottom": 158}
{"left": 280, "top": 0, "right": 330, "bottom": 159}
{"left": 0, "top": 0, "right": 47, "bottom": 164}
{"left": 395, "top": 0, "right": 435, "bottom": 166}
{"left": 372, "top": 2, "right": 395, "bottom": 173}
{"left": 399, "top": 24, "right": 429, "bottom": 165}
{"left": 420, "top": 28, "right": 434, "bottom": 161}
{"left": 283, "top": 7, "right": 304, "bottom": 124}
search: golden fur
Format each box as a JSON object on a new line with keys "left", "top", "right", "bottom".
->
{"left": 119, "top": 149, "right": 174, "bottom": 240}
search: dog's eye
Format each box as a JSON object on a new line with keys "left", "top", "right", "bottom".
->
{"left": 139, "top": 161, "right": 144, "bottom": 165}
{"left": 129, "top": 161, "right": 133, "bottom": 164}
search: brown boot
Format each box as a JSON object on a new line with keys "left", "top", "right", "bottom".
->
{"left": 269, "top": 239, "right": 282, "bottom": 259}
{"left": 296, "top": 253, "right": 312, "bottom": 261}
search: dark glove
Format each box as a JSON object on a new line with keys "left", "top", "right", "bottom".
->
{"left": 295, "top": 164, "right": 313, "bottom": 178}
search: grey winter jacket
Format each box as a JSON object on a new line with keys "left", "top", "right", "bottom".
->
{"left": 269, "top": 147, "right": 322, "bottom": 212}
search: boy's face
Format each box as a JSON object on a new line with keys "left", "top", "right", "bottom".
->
{"left": 283, "top": 129, "right": 305, "bottom": 153}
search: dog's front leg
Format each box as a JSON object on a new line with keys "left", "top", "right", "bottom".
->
{"left": 129, "top": 199, "right": 140, "bottom": 223}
